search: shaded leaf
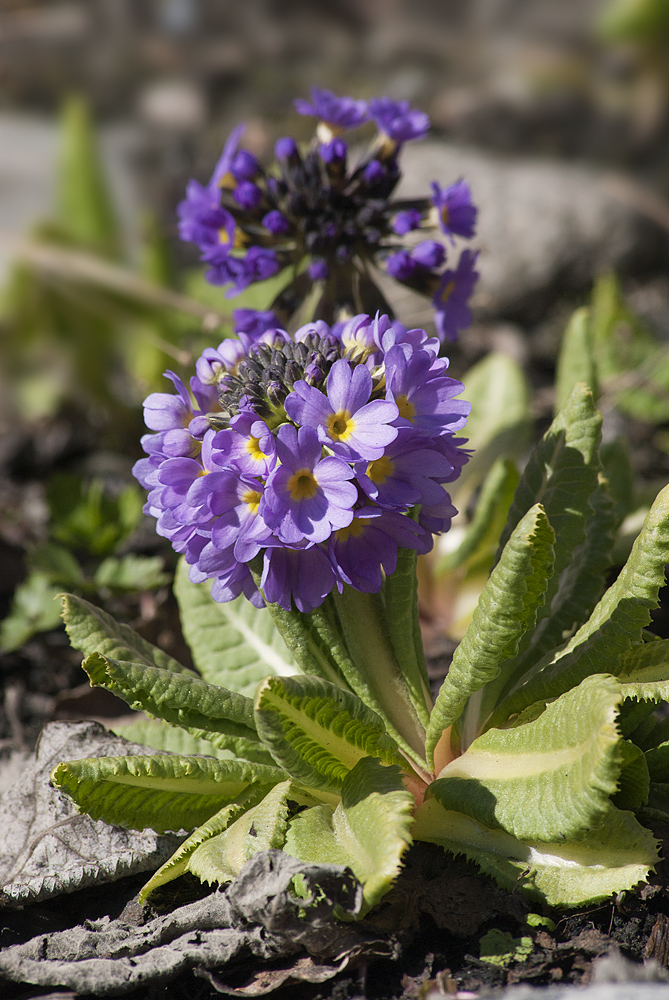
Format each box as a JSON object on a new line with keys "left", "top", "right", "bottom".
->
{"left": 174, "top": 558, "right": 299, "bottom": 698}
{"left": 555, "top": 306, "right": 598, "bottom": 413}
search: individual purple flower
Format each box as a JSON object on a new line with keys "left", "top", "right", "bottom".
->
{"left": 261, "top": 545, "right": 336, "bottom": 613}
{"left": 234, "top": 181, "right": 263, "bottom": 211}
{"left": 285, "top": 358, "right": 398, "bottom": 461}
{"left": 431, "top": 179, "right": 477, "bottom": 242}
{"left": 369, "top": 98, "right": 430, "bottom": 143}
{"left": 212, "top": 412, "right": 276, "bottom": 478}
{"left": 357, "top": 429, "right": 455, "bottom": 510}
{"left": 319, "top": 138, "right": 347, "bottom": 164}
{"left": 386, "top": 250, "right": 417, "bottom": 282}
{"left": 411, "top": 240, "right": 446, "bottom": 270}
{"left": 384, "top": 345, "right": 470, "bottom": 436}
{"left": 261, "top": 424, "right": 356, "bottom": 544}
{"left": 233, "top": 308, "right": 281, "bottom": 340}
{"left": 432, "top": 249, "right": 479, "bottom": 343}
{"left": 192, "top": 471, "right": 273, "bottom": 564}
{"left": 329, "top": 507, "right": 425, "bottom": 593}
{"left": 177, "top": 123, "right": 245, "bottom": 249}
{"left": 392, "top": 209, "right": 422, "bottom": 235}
{"left": 262, "top": 210, "right": 289, "bottom": 236}
{"left": 225, "top": 247, "right": 280, "bottom": 296}
{"left": 294, "top": 88, "right": 369, "bottom": 131}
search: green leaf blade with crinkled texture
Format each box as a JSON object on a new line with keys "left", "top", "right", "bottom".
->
{"left": 429, "top": 673, "right": 624, "bottom": 842}
{"left": 254, "top": 675, "right": 404, "bottom": 795}
{"left": 413, "top": 797, "right": 658, "bottom": 907}
{"left": 285, "top": 757, "right": 414, "bottom": 911}
{"left": 496, "top": 384, "right": 603, "bottom": 650}
{"left": 382, "top": 543, "right": 431, "bottom": 727}
{"left": 612, "top": 740, "right": 649, "bottom": 811}
{"left": 490, "top": 485, "right": 669, "bottom": 726}
{"left": 186, "top": 780, "right": 292, "bottom": 885}
{"left": 61, "top": 593, "right": 189, "bottom": 674}
{"left": 139, "top": 792, "right": 266, "bottom": 902}
{"left": 82, "top": 652, "right": 274, "bottom": 764}
{"left": 173, "top": 558, "right": 299, "bottom": 697}
{"left": 51, "top": 754, "right": 285, "bottom": 834}
{"left": 427, "top": 504, "right": 555, "bottom": 764}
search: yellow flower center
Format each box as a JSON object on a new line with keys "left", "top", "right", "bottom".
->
{"left": 241, "top": 490, "right": 262, "bottom": 513}
{"left": 246, "top": 436, "right": 268, "bottom": 462}
{"left": 366, "top": 454, "right": 394, "bottom": 484}
{"left": 395, "top": 394, "right": 416, "bottom": 421}
{"left": 219, "top": 227, "right": 230, "bottom": 244}
{"left": 326, "top": 409, "right": 355, "bottom": 442}
{"left": 336, "top": 518, "right": 370, "bottom": 543}
{"left": 440, "top": 204, "right": 450, "bottom": 227}
{"left": 287, "top": 468, "right": 319, "bottom": 501}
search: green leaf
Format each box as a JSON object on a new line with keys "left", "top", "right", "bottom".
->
{"left": 496, "top": 385, "right": 604, "bottom": 655}
{"left": 61, "top": 592, "right": 189, "bottom": 674}
{"left": 437, "top": 459, "right": 519, "bottom": 574}
{"left": 413, "top": 797, "right": 658, "bottom": 908}
{"left": 645, "top": 740, "right": 669, "bottom": 783}
{"left": 0, "top": 574, "right": 62, "bottom": 652}
{"left": 27, "top": 543, "right": 84, "bottom": 586}
{"left": 490, "top": 485, "right": 669, "bottom": 724}
{"left": 51, "top": 754, "right": 284, "bottom": 834}
{"left": 429, "top": 673, "right": 624, "bottom": 842}
{"left": 82, "top": 651, "right": 273, "bottom": 764}
{"left": 56, "top": 97, "right": 121, "bottom": 258}
{"left": 555, "top": 307, "right": 598, "bottom": 413}
{"left": 453, "top": 353, "right": 532, "bottom": 505}
{"left": 173, "top": 558, "right": 299, "bottom": 697}
{"left": 186, "top": 780, "right": 293, "bottom": 884}
{"left": 254, "top": 674, "right": 404, "bottom": 795}
{"left": 285, "top": 757, "right": 414, "bottom": 911}
{"left": 426, "top": 504, "right": 555, "bottom": 765}
{"left": 138, "top": 793, "right": 265, "bottom": 902}
{"left": 94, "top": 555, "right": 169, "bottom": 591}
{"left": 479, "top": 929, "right": 533, "bottom": 967}
{"left": 612, "top": 740, "right": 649, "bottom": 810}
{"left": 110, "top": 718, "right": 234, "bottom": 759}
{"left": 381, "top": 542, "right": 431, "bottom": 728}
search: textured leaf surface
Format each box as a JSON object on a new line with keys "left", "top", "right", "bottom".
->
{"left": 82, "top": 651, "right": 273, "bottom": 764}
{"left": 62, "top": 593, "right": 188, "bottom": 674}
{"left": 612, "top": 740, "right": 649, "bottom": 811}
{"left": 427, "top": 505, "right": 554, "bottom": 762}
{"left": 187, "top": 781, "right": 292, "bottom": 884}
{"left": 285, "top": 757, "right": 414, "bottom": 910}
{"left": 429, "top": 674, "right": 623, "bottom": 841}
{"left": 491, "top": 484, "right": 669, "bottom": 724}
{"left": 383, "top": 543, "right": 431, "bottom": 727}
{"left": 254, "top": 675, "right": 404, "bottom": 795}
{"left": 51, "top": 753, "right": 285, "bottom": 834}
{"left": 139, "top": 796, "right": 263, "bottom": 901}
{"left": 413, "top": 797, "right": 658, "bottom": 908}
{"left": 495, "top": 385, "right": 603, "bottom": 667}
{"left": 174, "top": 558, "right": 299, "bottom": 697}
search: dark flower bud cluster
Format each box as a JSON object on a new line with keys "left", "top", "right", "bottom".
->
{"left": 133, "top": 314, "right": 470, "bottom": 614}
{"left": 178, "top": 88, "right": 480, "bottom": 344}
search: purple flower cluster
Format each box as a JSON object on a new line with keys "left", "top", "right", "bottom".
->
{"left": 177, "top": 88, "right": 479, "bottom": 344}
{"left": 134, "top": 314, "right": 470, "bottom": 613}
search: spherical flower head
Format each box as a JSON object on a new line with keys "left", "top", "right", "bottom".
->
{"left": 431, "top": 179, "right": 477, "bottom": 242}
{"left": 369, "top": 97, "right": 430, "bottom": 143}
{"left": 432, "top": 249, "right": 479, "bottom": 343}
{"left": 294, "top": 87, "right": 370, "bottom": 131}
{"left": 135, "top": 314, "right": 471, "bottom": 614}
{"left": 261, "top": 424, "right": 357, "bottom": 544}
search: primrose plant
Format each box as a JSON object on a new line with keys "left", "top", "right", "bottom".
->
{"left": 54, "top": 311, "right": 669, "bottom": 913}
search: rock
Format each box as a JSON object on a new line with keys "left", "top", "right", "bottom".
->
{"left": 398, "top": 142, "right": 666, "bottom": 320}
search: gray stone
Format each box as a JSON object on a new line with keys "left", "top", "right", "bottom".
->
{"left": 398, "top": 142, "right": 665, "bottom": 319}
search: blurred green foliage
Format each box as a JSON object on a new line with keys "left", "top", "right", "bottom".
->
{"left": 0, "top": 476, "right": 169, "bottom": 653}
